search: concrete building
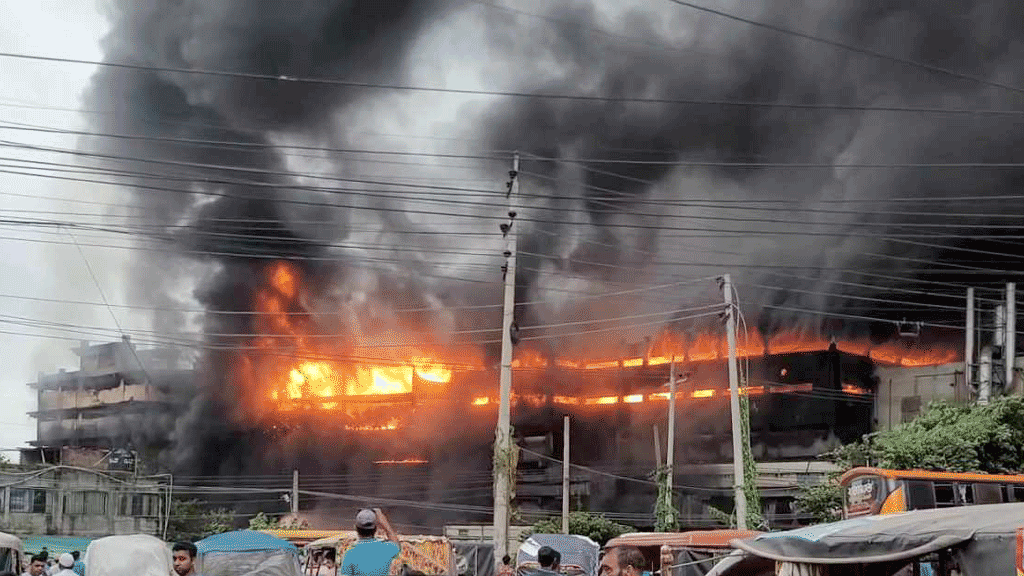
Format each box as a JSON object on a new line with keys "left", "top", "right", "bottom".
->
{"left": 28, "top": 339, "right": 195, "bottom": 467}
{"left": 0, "top": 464, "right": 168, "bottom": 536}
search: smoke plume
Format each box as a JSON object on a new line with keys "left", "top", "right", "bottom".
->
{"left": 81, "top": 0, "right": 1024, "bottom": 481}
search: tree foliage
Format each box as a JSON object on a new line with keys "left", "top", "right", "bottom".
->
{"left": 795, "top": 397, "right": 1024, "bottom": 523}
{"left": 165, "top": 498, "right": 234, "bottom": 542}
{"left": 249, "top": 512, "right": 309, "bottom": 530}
{"left": 653, "top": 466, "right": 679, "bottom": 532}
{"left": 523, "top": 512, "right": 633, "bottom": 546}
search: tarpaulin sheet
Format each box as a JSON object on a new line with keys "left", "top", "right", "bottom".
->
{"left": 728, "top": 502, "right": 1024, "bottom": 576}
{"left": 21, "top": 536, "right": 94, "bottom": 556}
{"left": 84, "top": 534, "right": 171, "bottom": 576}
{"left": 516, "top": 535, "right": 599, "bottom": 576}
{"left": 454, "top": 543, "right": 494, "bottom": 576}
{"left": 199, "top": 549, "right": 303, "bottom": 576}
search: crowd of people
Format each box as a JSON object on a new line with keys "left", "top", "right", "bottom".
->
{"left": 5, "top": 508, "right": 652, "bottom": 576}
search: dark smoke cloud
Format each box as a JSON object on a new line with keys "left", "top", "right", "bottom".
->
{"left": 81, "top": 0, "right": 1024, "bottom": 478}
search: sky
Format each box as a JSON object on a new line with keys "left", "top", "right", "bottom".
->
{"left": 0, "top": 0, "right": 113, "bottom": 451}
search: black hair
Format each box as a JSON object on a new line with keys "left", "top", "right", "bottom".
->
{"left": 607, "top": 547, "right": 646, "bottom": 572}
{"left": 356, "top": 526, "right": 376, "bottom": 538}
{"left": 172, "top": 542, "right": 198, "bottom": 559}
{"left": 71, "top": 552, "right": 80, "bottom": 561}
{"left": 30, "top": 555, "right": 46, "bottom": 565}
{"left": 537, "top": 547, "right": 559, "bottom": 569}
{"left": 502, "top": 555, "right": 511, "bottom": 566}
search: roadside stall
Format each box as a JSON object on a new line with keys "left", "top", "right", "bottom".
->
{"left": 197, "top": 530, "right": 303, "bottom": 576}
{"left": 84, "top": 534, "right": 171, "bottom": 576}
{"left": 304, "top": 532, "right": 456, "bottom": 576}
{"left": 516, "top": 535, "right": 599, "bottom": 576}
{"left": 0, "top": 532, "right": 23, "bottom": 574}
{"left": 605, "top": 531, "right": 762, "bottom": 576}
{"left": 707, "top": 502, "right": 1024, "bottom": 575}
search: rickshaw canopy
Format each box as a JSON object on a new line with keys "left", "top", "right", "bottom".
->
{"left": 84, "top": 534, "right": 172, "bottom": 576}
{"left": 726, "top": 502, "right": 1024, "bottom": 575}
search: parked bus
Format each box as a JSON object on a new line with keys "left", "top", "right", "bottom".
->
{"left": 839, "top": 466, "right": 1024, "bottom": 518}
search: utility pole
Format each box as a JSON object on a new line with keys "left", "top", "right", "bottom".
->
{"left": 722, "top": 274, "right": 747, "bottom": 529}
{"left": 965, "top": 288, "right": 974, "bottom": 392}
{"left": 291, "top": 469, "right": 299, "bottom": 516}
{"left": 652, "top": 425, "right": 662, "bottom": 470}
{"left": 667, "top": 355, "right": 676, "bottom": 492}
{"left": 493, "top": 152, "right": 519, "bottom": 564}
{"left": 1007, "top": 283, "right": 1016, "bottom": 394}
{"left": 562, "top": 416, "right": 570, "bottom": 534}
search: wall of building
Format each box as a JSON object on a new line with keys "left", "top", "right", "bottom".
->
{"left": 0, "top": 467, "right": 165, "bottom": 536}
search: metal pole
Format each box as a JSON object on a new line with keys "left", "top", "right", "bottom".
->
{"left": 1007, "top": 283, "right": 1016, "bottom": 394}
{"left": 653, "top": 425, "right": 662, "bottom": 469}
{"left": 493, "top": 152, "right": 519, "bottom": 564}
{"left": 562, "top": 416, "right": 570, "bottom": 534}
{"left": 965, "top": 288, "right": 974, "bottom": 392}
{"left": 667, "top": 355, "right": 676, "bottom": 492}
{"left": 723, "top": 274, "right": 747, "bottom": 529}
{"left": 292, "top": 469, "right": 299, "bottom": 516}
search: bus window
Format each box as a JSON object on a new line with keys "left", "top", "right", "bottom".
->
{"left": 934, "top": 483, "right": 957, "bottom": 507}
{"left": 1001, "top": 485, "right": 1009, "bottom": 503}
{"left": 906, "top": 481, "right": 935, "bottom": 510}
{"left": 974, "top": 483, "right": 1002, "bottom": 504}
{"left": 1013, "top": 485, "right": 1024, "bottom": 502}
{"left": 956, "top": 483, "right": 974, "bottom": 504}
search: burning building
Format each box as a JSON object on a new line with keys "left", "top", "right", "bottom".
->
{"left": 60, "top": 0, "right": 1024, "bottom": 530}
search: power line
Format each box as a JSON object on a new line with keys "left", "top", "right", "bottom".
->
{"left": 3, "top": 49, "right": 1024, "bottom": 112}
{"left": 661, "top": 0, "right": 1024, "bottom": 97}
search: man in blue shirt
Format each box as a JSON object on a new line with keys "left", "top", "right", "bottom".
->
{"left": 340, "top": 508, "right": 401, "bottom": 576}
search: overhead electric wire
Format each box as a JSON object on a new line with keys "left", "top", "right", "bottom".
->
{"left": 5, "top": 49, "right": 1024, "bottom": 113}
{"left": 661, "top": 0, "right": 1024, "bottom": 97}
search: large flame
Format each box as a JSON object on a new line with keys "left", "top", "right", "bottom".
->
{"left": 242, "top": 261, "right": 960, "bottom": 427}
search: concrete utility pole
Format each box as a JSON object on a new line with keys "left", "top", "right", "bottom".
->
{"left": 965, "top": 288, "right": 974, "bottom": 390}
{"left": 493, "top": 152, "right": 519, "bottom": 564}
{"left": 723, "top": 274, "right": 747, "bottom": 529}
{"left": 1007, "top": 283, "right": 1016, "bottom": 394}
{"left": 562, "top": 416, "right": 570, "bottom": 534}
{"left": 653, "top": 425, "right": 662, "bottom": 470}
{"left": 667, "top": 356, "right": 677, "bottom": 492}
{"left": 291, "top": 469, "right": 299, "bottom": 516}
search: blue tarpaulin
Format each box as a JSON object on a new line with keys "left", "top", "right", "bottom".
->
{"left": 21, "top": 536, "right": 95, "bottom": 555}
{"left": 196, "top": 530, "right": 297, "bottom": 553}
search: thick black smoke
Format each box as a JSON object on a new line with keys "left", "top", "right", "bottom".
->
{"left": 82, "top": 0, "right": 1024, "bottom": 479}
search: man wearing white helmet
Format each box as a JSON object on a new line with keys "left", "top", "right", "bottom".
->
{"left": 50, "top": 555, "right": 76, "bottom": 576}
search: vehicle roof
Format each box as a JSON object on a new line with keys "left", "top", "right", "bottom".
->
{"left": 0, "top": 532, "right": 21, "bottom": 551}
{"left": 732, "top": 502, "right": 1024, "bottom": 568}
{"left": 605, "top": 531, "right": 763, "bottom": 549}
{"left": 839, "top": 466, "right": 1024, "bottom": 485}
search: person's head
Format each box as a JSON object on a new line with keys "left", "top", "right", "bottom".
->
{"left": 537, "top": 547, "right": 559, "bottom": 569}
{"left": 28, "top": 555, "right": 46, "bottom": 576}
{"left": 58, "top": 554, "right": 74, "bottom": 570}
{"left": 171, "top": 542, "right": 198, "bottom": 576}
{"left": 71, "top": 552, "right": 80, "bottom": 562}
{"left": 599, "top": 547, "right": 645, "bottom": 576}
{"left": 355, "top": 509, "right": 377, "bottom": 538}
{"left": 502, "top": 555, "right": 511, "bottom": 567}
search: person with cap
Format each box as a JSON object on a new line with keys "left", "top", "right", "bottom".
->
{"left": 50, "top": 555, "right": 76, "bottom": 576}
{"left": 339, "top": 508, "right": 400, "bottom": 576}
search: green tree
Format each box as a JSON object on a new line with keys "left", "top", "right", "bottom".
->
{"left": 795, "top": 397, "right": 1024, "bottom": 523}
{"left": 523, "top": 512, "right": 633, "bottom": 546}
{"left": 249, "top": 512, "right": 309, "bottom": 530}
{"left": 166, "top": 498, "right": 234, "bottom": 542}
{"left": 653, "top": 466, "right": 679, "bottom": 532}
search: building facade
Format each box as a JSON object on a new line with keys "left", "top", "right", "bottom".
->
{"left": 28, "top": 339, "right": 195, "bottom": 466}
{"left": 0, "top": 465, "right": 167, "bottom": 536}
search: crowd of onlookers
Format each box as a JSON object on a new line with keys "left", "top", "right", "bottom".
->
{"left": 7, "top": 549, "right": 86, "bottom": 576}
